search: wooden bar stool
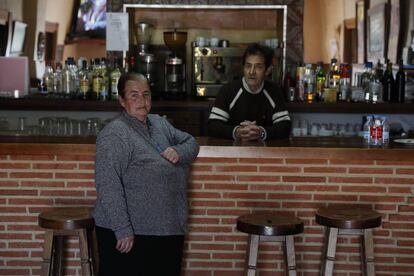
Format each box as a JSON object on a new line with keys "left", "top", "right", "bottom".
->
{"left": 315, "top": 207, "right": 382, "bottom": 276}
{"left": 237, "top": 212, "right": 304, "bottom": 276}
{"left": 38, "top": 207, "right": 98, "bottom": 276}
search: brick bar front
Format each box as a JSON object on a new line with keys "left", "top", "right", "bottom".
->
{"left": 0, "top": 139, "right": 413, "bottom": 275}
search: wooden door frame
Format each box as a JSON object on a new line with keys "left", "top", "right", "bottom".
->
{"left": 45, "top": 21, "right": 58, "bottom": 63}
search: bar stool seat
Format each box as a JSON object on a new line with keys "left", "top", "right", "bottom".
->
{"left": 237, "top": 212, "right": 304, "bottom": 276}
{"left": 316, "top": 207, "right": 382, "bottom": 276}
{"left": 38, "top": 207, "right": 98, "bottom": 276}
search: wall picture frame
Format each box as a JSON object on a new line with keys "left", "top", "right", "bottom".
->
{"left": 9, "top": 20, "right": 27, "bottom": 56}
{"left": 356, "top": 0, "right": 367, "bottom": 64}
{"left": 0, "top": 9, "right": 13, "bottom": 57}
{"left": 367, "top": 3, "right": 388, "bottom": 62}
{"left": 387, "top": 0, "right": 400, "bottom": 64}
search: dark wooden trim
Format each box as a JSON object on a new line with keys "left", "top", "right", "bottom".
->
{"left": 0, "top": 98, "right": 413, "bottom": 113}
{"left": 45, "top": 21, "right": 58, "bottom": 33}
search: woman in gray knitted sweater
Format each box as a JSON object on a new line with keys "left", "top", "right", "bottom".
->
{"left": 93, "top": 73, "right": 199, "bottom": 276}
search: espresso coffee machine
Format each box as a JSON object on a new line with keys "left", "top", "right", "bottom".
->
{"left": 163, "top": 30, "right": 187, "bottom": 99}
{"left": 134, "top": 22, "right": 158, "bottom": 95}
{"left": 192, "top": 45, "right": 244, "bottom": 98}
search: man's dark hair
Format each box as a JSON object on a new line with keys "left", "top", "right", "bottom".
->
{"left": 117, "top": 72, "right": 148, "bottom": 98}
{"left": 242, "top": 43, "right": 274, "bottom": 69}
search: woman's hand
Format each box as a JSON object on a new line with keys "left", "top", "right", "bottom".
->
{"left": 161, "top": 147, "right": 180, "bottom": 164}
{"left": 116, "top": 235, "right": 134, "bottom": 253}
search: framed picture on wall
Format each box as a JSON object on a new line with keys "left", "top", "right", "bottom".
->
{"left": 387, "top": 0, "right": 400, "bottom": 64}
{"left": 367, "top": 3, "right": 388, "bottom": 62}
{"left": 9, "top": 20, "right": 27, "bottom": 56}
{"left": 356, "top": 0, "right": 367, "bottom": 64}
{"left": 0, "top": 9, "right": 13, "bottom": 56}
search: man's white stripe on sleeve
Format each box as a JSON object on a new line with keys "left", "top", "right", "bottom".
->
{"left": 263, "top": 89, "right": 275, "bottom": 109}
{"left": 273, "top": 115, "right": 291, "bottom": 123}
{"left": 211, "top": 107, "right": 229, "bottom": 119}
{"left": 209, "top": 113, "right": 228, "bottom": 122}
{"left": 272, "top": 110, "right": 289, "bottom": 122}
{"left": 229, "top": 88, "right": 243, "bottom": 110}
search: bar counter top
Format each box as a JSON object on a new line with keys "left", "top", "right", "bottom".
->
{"left": 0, "top": 136, "right": 413, "bottom": 161}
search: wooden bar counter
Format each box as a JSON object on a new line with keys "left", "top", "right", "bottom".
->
{"left": 0, "top": 137, "right": 413, "bottom": 275}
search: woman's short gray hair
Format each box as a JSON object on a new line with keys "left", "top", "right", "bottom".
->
{"left": 117, "top": 73, "right": 149, "bottom": 98}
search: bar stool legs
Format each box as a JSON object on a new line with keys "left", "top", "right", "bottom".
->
{"left": 41, "top": 229, "right": 98, "bottom": 276}
{"left": 321, "top": 227, "right": 377, "bottom": 276}
{"left": 78, "top": 229, "right": 92, "bottom": 276}
{"left": 244, "top": 234, "right": 298, "bottom": 276}
{"left": 38, "top": 207, "right": 98, "bottom": 276}
{"left": 237, "top": 213, "right": 303, "bottom": 276}
{"left": 41, "top": 231, "right": 54, "bottom": 276}
{"left": 363, "top": 229, "right": 375, "bottom": 275}
{"left": 246, "top": 234, "right": 259, "bottom": 276}
{"left": 321, "top": 227, "right": 338, "bottom": 276}
{"left": 316, "top": 207, "right": 381, "bottom": 276}
{"left": 285, "top": 235, "right": 298, "bottom": 276}
{"left": 41, "top": 229, "right": 95, "bottom": 276}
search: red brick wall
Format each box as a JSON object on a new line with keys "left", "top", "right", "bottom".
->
{"left": 1, "top": 147, "right": 414, "bottom": 275}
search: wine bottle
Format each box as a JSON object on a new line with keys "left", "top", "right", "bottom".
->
{"left": 395, "top": 59, "right": 405, "bottom": 103}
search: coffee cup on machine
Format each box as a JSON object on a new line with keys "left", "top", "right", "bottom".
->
{"left": 210, "top": 37, "right": 219, "bottom": 47}
{"left": 195, "top": 37, "right": 206, "bottom": 47}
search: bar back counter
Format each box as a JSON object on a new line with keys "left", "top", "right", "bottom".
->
{"left": 1, "top": 137, "right": 413, "bottom": 275}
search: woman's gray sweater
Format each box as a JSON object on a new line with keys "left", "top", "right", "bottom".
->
{"left": 93, "top": 111, "right": 199, "bottom": 239}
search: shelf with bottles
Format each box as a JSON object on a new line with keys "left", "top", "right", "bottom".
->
{"left": 285, "top": 57, "right": 413, "bottom": 107}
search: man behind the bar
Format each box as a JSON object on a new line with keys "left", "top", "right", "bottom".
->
{"left": 207, "top": 43, "right": 291, "bottom": 141}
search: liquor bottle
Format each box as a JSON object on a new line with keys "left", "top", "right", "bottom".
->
{"left": 78, "top": 60, "right": 89, "bottom": 100}
{"left": 295, "top": 64, "right": 305, "bottom": 102}
{"left": 110, "top": 57, "right": 122, "bottom": 100}
{"left": 382, "top": 61, "right": 395, "bottom": 102}
{"left": 99, "top": 58, "right": 109, "bottom": 101}
{"left": 369, "top": 67, "right": 383, "bottom": 103}
{"left": 286, "top": 67, "right": 296, "bottom": 102}
{"left": 68, "top": 57, "right": 79, "bottom": 99}
{"left": 375, "top": 59, "right": 384, "bottom": 82}
{"left": 361, "top": 62, "right": 373, "bottom": 102}
{"left": 62, "top": 60, "right": 71, "bottom": 98}
{"left": 338, "top": 63, "right": 351, "bottom": 102}
{"left": 87, "top": 59, "right": 95, "bottom": 93}
{"left": 327, "top": 58, "right": 340, "bottom": 89}
{"left": 43, "top": 63, "right": 54, "bottom": 96}
{"left": 303, "top": 64, "right": 315, "bottom": 103}
{"left": 395, "top": 59, "right": 405, "bottom": 103}
{"left": 53, "top": 62, "right": 63, "bottom": 98}
{"left": 91, "top": 58, "right": 101, "bottom": 100}
{"left": 315, "top": 62, "right": 325, "bottom": 101}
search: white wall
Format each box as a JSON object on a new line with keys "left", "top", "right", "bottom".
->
{"left": 0, "top": 0, "right": 23, "bottom": 21}
{"left": 45, "top": 0, "right": 74, "bottom": 45}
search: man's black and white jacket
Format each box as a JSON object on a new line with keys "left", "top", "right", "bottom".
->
{"left": 208, "top": 77, "right": 291, "bottom": 140}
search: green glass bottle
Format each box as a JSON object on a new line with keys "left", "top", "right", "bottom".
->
{"left": 315, "top": 62, "right": 325, "bottom": 101}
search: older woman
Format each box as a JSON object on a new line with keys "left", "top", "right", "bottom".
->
{"left": 93, "top": 73, "right": 199, "bottom": 276}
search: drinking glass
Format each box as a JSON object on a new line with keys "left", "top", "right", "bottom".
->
{"left": 300, "top": 119, "right": 309, "bottom": 136}
{"left": 18, "top": 117, "right": 27, "bottom": 132}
